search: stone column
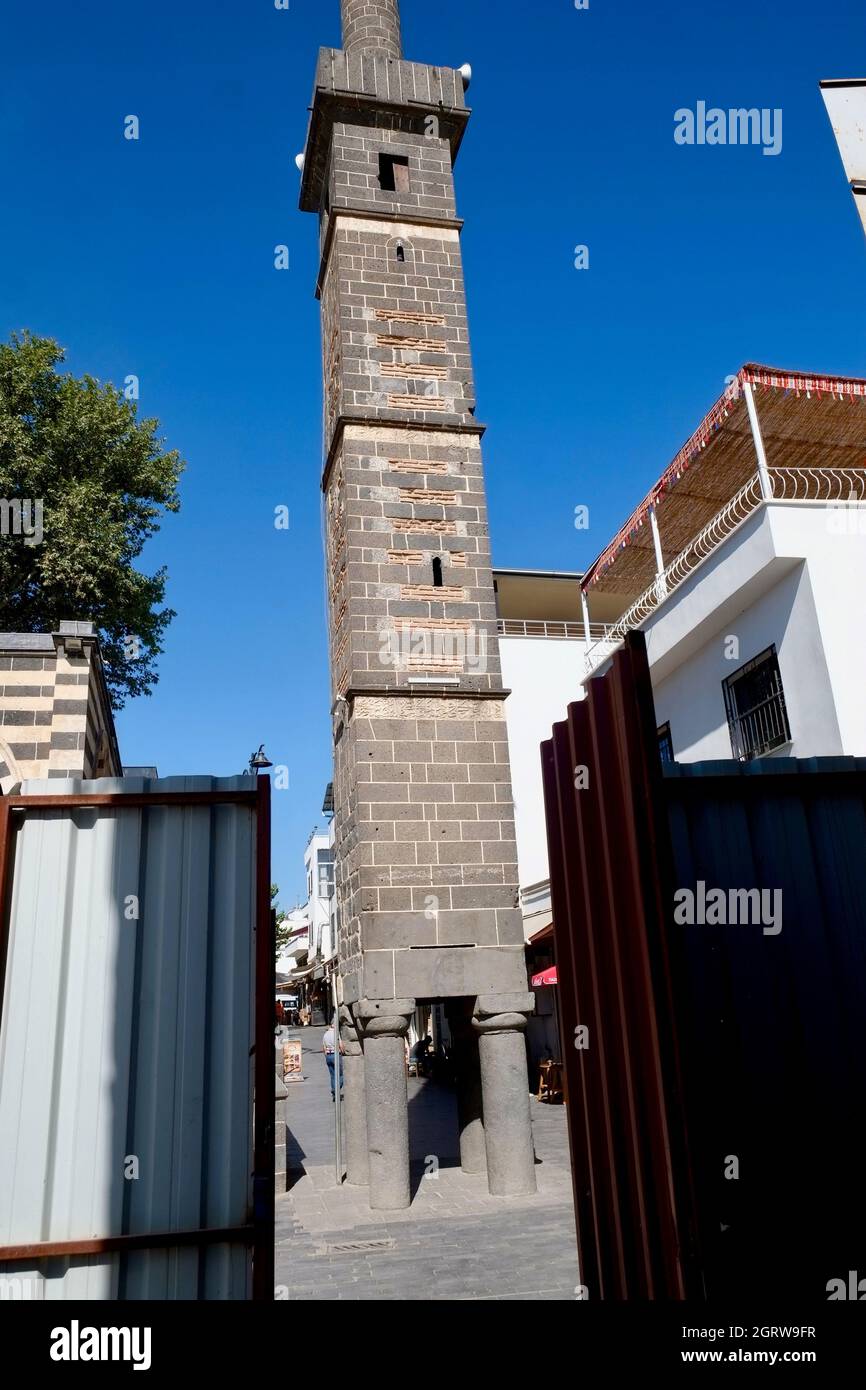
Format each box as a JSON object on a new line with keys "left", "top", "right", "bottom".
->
{"left": 339, "top": 1006, "right": 369, "bottom": 1187}
{"left": 340, "top": 0, "right": 402, "bottom": 58}
{"left": 473, "top": 994, "right": 537, "bottom": 1197}
{"left": 446, "top": 1001, "right": 486, "bottom": 1174}
{"left": 356, "top": 999, "right": 413, "bottom": 1210}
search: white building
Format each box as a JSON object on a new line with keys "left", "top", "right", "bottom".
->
{"left": 582, "top": 364, "right": 866, "bottom": 764}
{"left": 495, "top": 570, "right": 595, "bottom": 908}
{"left": 821, "top": 78, "right": 866, "bottom": 241}
{"left": 494, "top": 569, "right": 598, "bottom": 1069}
{"left": 304, "top": 828, "right": 336, "bottom": 966}
{"left": 275, "top": 816, "right": 337, "bottom": 1013}
{"left": 276, "top": 905, "right": 310, "bottom": 978}
{"left": 495, "top": 363, "right": 866, "bottom": 993}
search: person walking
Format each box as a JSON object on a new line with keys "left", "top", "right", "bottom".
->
{"left": 322, "top": 1023, "right": 345, "bottom": 1101}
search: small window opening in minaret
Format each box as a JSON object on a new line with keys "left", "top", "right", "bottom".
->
{"left": 378, "top": 153, "right": 410, "bottom": 193}
{"left": 396, "top": 241, "right": 405, "bottom": 263}
{"left": 432, "top": 557, "right": 444, "bottom": 587}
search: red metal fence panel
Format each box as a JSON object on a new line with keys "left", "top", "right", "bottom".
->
{"left": 542, "top": 632, "right": 866, "bottom": 1301}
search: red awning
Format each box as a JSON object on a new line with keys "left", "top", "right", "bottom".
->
{"left": 531, "top": 966, "right": 558, "bottom": 987}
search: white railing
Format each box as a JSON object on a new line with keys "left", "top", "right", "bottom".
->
{"left": 764, "top": 466, "right": 866, "bottom": 500}
{"left": 583, "top": 466, "right": 866, "bottom": 677}
{"left": 497, "top": 619, "right": 609, "bottom": 641}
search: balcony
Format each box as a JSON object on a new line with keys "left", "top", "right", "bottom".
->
{"left": 581, "top": 365, "right": 866, "bottom": 681}
{"left": 584, "top": 466, "right": 866, "bottom": 676}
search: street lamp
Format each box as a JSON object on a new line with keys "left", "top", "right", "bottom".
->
{"left": 248, "top": 745, "right": 273, "bottom": 775}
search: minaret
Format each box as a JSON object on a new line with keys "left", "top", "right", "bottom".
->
{"left": 299, "top": 0, "right": 536, "bottom": 1209}
{"left": 340, "top": 0, "right": 402, "bottom": 59}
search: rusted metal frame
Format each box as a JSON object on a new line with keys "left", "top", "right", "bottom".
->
{"left": 5, "top": 791, "right": 258, "bottom": 810}
{"left": 543, "top": 725, "right": 605, "bottom": 1299}
{"left": 583, "top": 662, "right": 659, "bottom": 1297}
{"left": 0, "top": 1225, "right": 255, "bottom": 1263}
{"left": 547, "top": 706, "right": 631, "bottom": 1301}
{"left": 610, "top": 637, "right": 701, "bottom": 1298}
{"left": 252, "top": 774, "right": 275, "bottom": 1301}
{"left": 565, "top": 694, "right": 638, "bottom": 1300}
{"left": 543, "top": 633, "right": 704, "bottom": 1300}
{"left": 603, "top": 642, "right": 675, "bottom": 1298}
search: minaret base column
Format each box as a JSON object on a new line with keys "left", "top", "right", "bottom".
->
{"left": 356, "top": 999, "right": 413, "bottom": 1210}
{"left": 446, "top": 1000, "right": 486, "bottom": 1174}
{"left": 473, "top": 995, "right": 537, "bottom": 1197}
{"left": 340, "top": 1006, "right": 369, "bottom": 1187}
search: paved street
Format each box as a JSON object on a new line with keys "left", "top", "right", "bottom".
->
{"left": 275, "top": 1026, "right": 580, "bottom": 1301}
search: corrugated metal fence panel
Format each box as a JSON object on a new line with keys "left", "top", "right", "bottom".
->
{"left": 0, "top": 776, "right": 256, "bottom": 1300}
{"left": 542, "top": 636, "right": 699, "bottom": 1301}
{"left": 542, "top": 632, "right": 866, "bottom": 1300}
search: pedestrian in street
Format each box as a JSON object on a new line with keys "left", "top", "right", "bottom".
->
{"left": 322, "top": 1024, "right": 345, "bottom": 1100}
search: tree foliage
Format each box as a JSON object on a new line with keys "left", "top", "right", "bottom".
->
{"left": 272, "top": 884, "right": 292, "bottom": 960}
{"left": 0, "top": 331, "right": 184, "bottom": 706}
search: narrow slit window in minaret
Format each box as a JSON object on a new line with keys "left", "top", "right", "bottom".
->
{"left": 396, "top": 241, "right": 405, "bottom": 263}
{"left": 432, "top": 557, "right": 444, "bottom": 587}
{"left": 378, "top": 153, "right": 410, "bottom": 193}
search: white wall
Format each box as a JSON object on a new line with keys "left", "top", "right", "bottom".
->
{"left": 496, "top": 504, "right": 866, "bottom": 915}
{"left": 498, "top": 636, "right": 588, "bottom": 891}
{"left": 647, "top": 503, "right": 866, "bottom": 761}
{"left": 771, "top": 504, "right": 866, "bottom": 754}
{"left": 304, "top": 832, "right": 333, "bottom": 961}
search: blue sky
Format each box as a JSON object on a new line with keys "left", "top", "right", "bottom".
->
{"left": 2, "top": 0, "right": 864, "bottom": 901}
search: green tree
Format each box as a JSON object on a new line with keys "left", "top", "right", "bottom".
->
{"left": 272, "top": 884, "right": 291, "bottom": 959}
{"left": 0, "top": 331, "right": 184, "bottom": 706}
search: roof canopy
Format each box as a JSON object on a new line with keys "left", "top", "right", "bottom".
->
{"left": 583, "top": 364, "right": 866, "bottom": 598}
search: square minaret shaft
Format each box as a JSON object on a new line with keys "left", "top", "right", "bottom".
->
{"left": 300, "top": 7, "right": 529, "bottom": 1012}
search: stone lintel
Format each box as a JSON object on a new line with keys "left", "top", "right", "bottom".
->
{"left": 380, "top": 945, "right": 528, "bottom": 1000}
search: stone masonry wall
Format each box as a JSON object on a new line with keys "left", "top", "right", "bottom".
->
{"left": 0, "top": 631, "right": 121, "bottom": 791}
{"left": 310, "top": 47, "right": 527, "bottom": 1008}
{"left": 325, "top": 426, "right": 502, "bottom": 698}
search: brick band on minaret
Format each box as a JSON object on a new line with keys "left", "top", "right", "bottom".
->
{"left": 340, "top": 0, "right": 402, "bottom": 58}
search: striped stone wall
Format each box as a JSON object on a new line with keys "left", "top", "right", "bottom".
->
{"left": 0, "top": 625, "right": 122, "bottom": 792}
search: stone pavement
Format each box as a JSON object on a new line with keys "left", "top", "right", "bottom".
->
{"left": 275, "top": 1026, "right": 580, "bottom": 1300}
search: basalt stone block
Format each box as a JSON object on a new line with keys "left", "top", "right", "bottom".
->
{"left": 392, "top": 945, "right": 528, "bottom": 1000}
{"left": 362, "top": 910, "right": 437, "bottom": 949}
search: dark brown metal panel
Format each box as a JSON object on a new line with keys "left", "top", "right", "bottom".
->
{"left": 544, "top": 632, "right": 866, "bottom": 1301}
{"left": 542, "top": 726, "right": 608, "bottom": 1297}
{"left": 541, "top": 633, "right": 701, "bottom": 1300}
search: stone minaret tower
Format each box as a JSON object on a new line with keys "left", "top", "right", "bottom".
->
{"left": 299, "top": 0, "right": 536, "bottom": 1209}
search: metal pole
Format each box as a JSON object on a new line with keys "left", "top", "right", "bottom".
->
{"left": 743, "top": 380, "right": 775, "bottom": 502}
{"left": 580, "top": 587, "right": 593, "bottom": 648}
{"left": 333, "top": 976, "right": 343, "bottom": 1186}
{"left": 649, "top": 505, "right": 668, "bottom": 600}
